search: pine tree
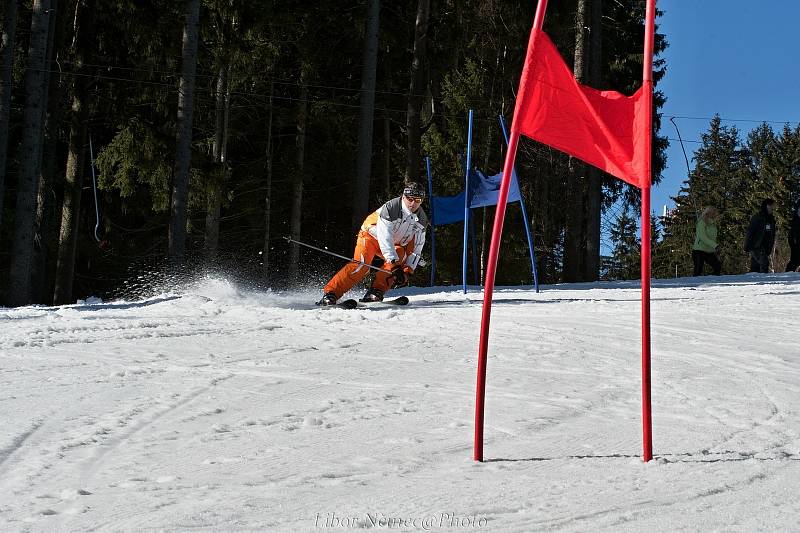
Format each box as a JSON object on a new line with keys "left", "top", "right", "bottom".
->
{"left": 168, "top": 0, "right": 201, "bottom": 268}
{"left": 53, "top": 0, "right": 94, "bottom": 305}
{"left": 659, "top": 116, "right": 751, "bottom": 276}
{"left": 609, "top": 205, "right": 639, "bottom": 280}
{"left": 6, "top": 0, "right": 53, "bottom": 306}
{"left": 405, "top": 0, "right": 430, "bottom": 184}
{"left": 352, "top": 0, "right": 380, "bottom": 233}
{"left": 745, "top": 123, "right": 800, "bottom": 269}
{"left": 0, "top": 0, "right": 20, "bottom": 232}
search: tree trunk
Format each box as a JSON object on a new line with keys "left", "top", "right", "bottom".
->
{"left": 205, "top": 60, "right": 229, "bottom": 261}
{"left": 6, "top": 0, "right": 51, "bottom": 307}
{"left": 262, "top": 81, "right": 274, "bottom": 279}
{"left": 480, "top": 43, "right": 502, "bottom": 286}
{"left": 583, "top": 0, "right": 603, "bottom": 281}
{"left": 287, "top": 82, "right": 308, "bottom": 284}
{"left": 53, "top": 0, "right": 93, "bottom": 305}
{"left": 404, "top": 0, "right": 429, "bottom": 183}
{"left": 352, "top": 0, "right": 380, "bottom": 232}
{"left": 382, "top": 52, "right": 392, "bottom": 197}
{"left": 33, "top": 0, "right": 67, "bottom": 304}
{"left": 169, "top": 0, "right": 201, "bottom": 268}
{"left": 563, "top": 0, "right": 588, "bottom": 283}
{"left": 383, "top": 106, "right": 391, "bottom": 196}
{"left": 0, "top": 0, "right": 19, "bottom": 231}
{"left": 53, "top": 72, "right": 89, "bottom": 305}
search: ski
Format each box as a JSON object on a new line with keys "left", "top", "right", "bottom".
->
{"left": 359, "top": 296, "right": 409, "bottom": 306}
{"left": 316, "top": 296, "right": 409, "bottom": 309}
{"left": 317, "top": 298, "right": 358, "bottom": 310}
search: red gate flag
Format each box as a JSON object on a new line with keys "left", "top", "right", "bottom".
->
{"left": 474, "top": 0, "right": 656, "bottom": 463}
{"left": 515, "top": 31, "right": 648, "bottom": 188}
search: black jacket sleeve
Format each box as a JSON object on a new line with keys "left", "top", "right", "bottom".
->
{"left": 744, "top": 215, "right": 762, "bottom": 252}
{"left": 790, "top": 216, "right": 800, "bottom": 248}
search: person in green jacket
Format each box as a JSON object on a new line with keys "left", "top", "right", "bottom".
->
{"left": 692, "top": 206, "right": 721, "bottom": 276}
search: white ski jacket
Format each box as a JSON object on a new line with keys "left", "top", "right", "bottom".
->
{"left": 361, "top": 197, "right": 428, "bottom": 270}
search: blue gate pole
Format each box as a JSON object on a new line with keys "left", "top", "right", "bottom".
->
{"left": 499, "top": 115, "right": 539, "bottom": 292}
{"left": 516, "top": 179, "right": 539, "bottom": 293}
{"left": 463, "top": 110, "right": 474, "bottom": 294}
{"left": 425, "top": 156, "right": 436, "bottom": 287}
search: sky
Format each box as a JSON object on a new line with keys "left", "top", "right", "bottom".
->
{"left": 654, "top": 0, "right": 800, "bottom": 213}
{"left": 2, "top": 275, "right": 800, "bottom": 529}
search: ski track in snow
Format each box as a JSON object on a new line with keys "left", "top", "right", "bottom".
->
{"left": 0, "top": 274, "right": 799, "bottom": 531}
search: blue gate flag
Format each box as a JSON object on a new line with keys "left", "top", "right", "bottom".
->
{"left": 430, "top": 170, "right": 522, "bottom": 227}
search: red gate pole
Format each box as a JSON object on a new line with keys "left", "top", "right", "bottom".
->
{"left": 640, "top": 0, "right": 656, "bottom": 463}
{"left": 474, "top": 0, "right": 549, "bottom": 462}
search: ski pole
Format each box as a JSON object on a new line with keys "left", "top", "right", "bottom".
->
{"left": 282, "top": 236, "right": 392, "bottom": 274}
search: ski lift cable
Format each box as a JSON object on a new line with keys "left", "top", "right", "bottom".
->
{"left": 89, "top": 134, "right": 101, "bottom": 243}
{"left": 669, "top": 116, "right": 699, "bottom": 218}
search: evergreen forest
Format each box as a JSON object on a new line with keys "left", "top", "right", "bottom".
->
{"left": 1, "top": 0, "right": 798, "bottom": 306}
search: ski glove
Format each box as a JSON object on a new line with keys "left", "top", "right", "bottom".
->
{"left": 390, "top": 264, "right": 407, "bottom": 288}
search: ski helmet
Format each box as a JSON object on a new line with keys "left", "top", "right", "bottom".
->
{"left": 402, "top": 182, "right": 426, "bottom": 199}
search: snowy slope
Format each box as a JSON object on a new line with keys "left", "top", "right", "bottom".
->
{"left": 1, "top": 274, "right": 799, "bottom": 532}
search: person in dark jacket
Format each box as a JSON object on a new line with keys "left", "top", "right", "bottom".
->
{"left": 744, "top": 198, "right": 776, "bottom": 273}
{"left": 787, "top": 204, "right": 800, "bottom": 272}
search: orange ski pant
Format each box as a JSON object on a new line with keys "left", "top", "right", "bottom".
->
{"left": 323, "top": 231, "right": 410, "bottom": 299}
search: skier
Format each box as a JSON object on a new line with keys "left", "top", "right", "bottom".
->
{"left": 786, "top": 204, "right": 800, "bottom": 272}
{"left": 318, "top": 182, "right": 428, "bottom": 305}
{"left": 692, "top": 206, "right": 721, "bottom": 276}
{"left": 744, "top": 198, "right": 776, "bottom": 273}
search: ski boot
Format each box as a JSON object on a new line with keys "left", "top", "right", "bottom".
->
{"left": 360, "top": 288, "right": 384, "bottom": 303}
{"left": 317, "top": 292, "right": 338, "bottom": 306}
